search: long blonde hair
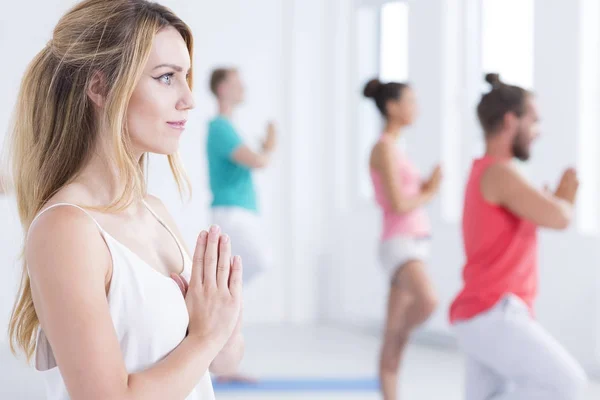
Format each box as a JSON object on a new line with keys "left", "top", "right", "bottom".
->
{"left": 7, "top": 0, "right": 194, "bottom": 360}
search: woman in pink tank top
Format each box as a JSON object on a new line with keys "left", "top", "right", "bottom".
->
{"left": 450, "top": 74, "right": 587, "bottom": 399}
{"left": 364, "top": 78, "right": 442, "bottom": 400}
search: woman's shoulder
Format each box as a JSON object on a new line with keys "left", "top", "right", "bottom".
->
{"left": 27, "top": 183, "right": 110, "bottom": 276}
{"left": 371, "top": 136, "right": 399, "bottom": 168}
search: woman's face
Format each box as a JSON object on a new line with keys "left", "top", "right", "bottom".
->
{"left": 386, "top": 86, "right": 417, "bottom": 126}
{"left": 127, "top": 26, "right": 195, "bottom": 156}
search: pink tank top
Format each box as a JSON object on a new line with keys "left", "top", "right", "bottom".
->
{"left": 449, "top": 156, "right": 538, "bottom": 323}
{"left": 370, "top": 136, "right": 430, "bottom": 241}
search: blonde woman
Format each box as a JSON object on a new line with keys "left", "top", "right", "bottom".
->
{"left": 7, "top": 1, "right": 243, "bottom": 399}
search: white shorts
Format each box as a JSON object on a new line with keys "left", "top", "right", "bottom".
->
{"left": 211, "top": 207, "right": 273, "bottom": 283}
{"left": 378, "top": 236, "right": 431, "bottom": 279}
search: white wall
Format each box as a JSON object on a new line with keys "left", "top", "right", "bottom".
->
{"left": 532, "top": 0, "right": 600, "bottom": 371}
{"left": 283, "top": 0, "right": 328, "bottom": 322}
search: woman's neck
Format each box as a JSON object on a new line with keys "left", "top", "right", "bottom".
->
{"left": 383, "top": 120, "right": 404, "bottom": 140}
{"left": 72, "top": 137, "right": 144, "bottom": 209}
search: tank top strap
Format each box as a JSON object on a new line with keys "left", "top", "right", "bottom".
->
{"left": 142, "top": 200, "right": 188, "bottom": 271}
{"left": 30, "top": 203, "right": 105, "bottom": 234}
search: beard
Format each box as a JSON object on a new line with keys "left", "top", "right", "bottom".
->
{"left": 512, "top": 127, "right": 531, "bottom": 161}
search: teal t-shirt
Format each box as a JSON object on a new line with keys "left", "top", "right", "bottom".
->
{"left": 206, "top": 116, "right": 257, "bottom": 211}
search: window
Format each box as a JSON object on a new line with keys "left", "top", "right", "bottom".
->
{"left": 577, "top": 0, "right": 600, "bottom": 235}
{"left": 380, "top": 2, "right": 409, "bottom": 83}
{"left": 481, "top": 0, "right": 534, "bottom": 89}
{"left": 356, "top": 2, "right": 409, "bottom": 200}
{"left": 481, "top": 0, "right": 534, "bottom": 177}
{"left": 356, "top": 6, "right": 380, "bottom": 199}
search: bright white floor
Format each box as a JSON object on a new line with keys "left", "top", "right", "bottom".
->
{"left": 1, "top": 325, "right": 599, "bottom": 399}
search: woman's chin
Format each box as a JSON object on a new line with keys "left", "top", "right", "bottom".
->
{"left": 145, "top": 144, "right": 180, "bottom": 156}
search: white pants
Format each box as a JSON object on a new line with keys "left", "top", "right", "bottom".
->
{"left": 454, "top": 295, "right": 587, "bottom": 400}
{"left": 211, "top": 207, "right": 273, "bottom": 283}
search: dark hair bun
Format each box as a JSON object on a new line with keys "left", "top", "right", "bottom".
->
{"left": 363, "top": 78, "right": 382, "bottom": 98}
{"left": 485, "top": 73, "right": 502, "bottom": 88}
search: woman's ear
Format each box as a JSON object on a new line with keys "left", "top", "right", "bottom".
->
{"left": 87, "top": 71, "right": 107, "bottom": 108}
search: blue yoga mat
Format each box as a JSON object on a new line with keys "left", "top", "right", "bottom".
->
{"left": 213, "top": 378, "right": 380, "bottom": 392}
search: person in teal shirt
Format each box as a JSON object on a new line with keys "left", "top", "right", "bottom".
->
{"left": 206, "top": 67, "right": 276, "bottom": 383}
{"left": 207, "top": 116, "right": 258, "bottom": 211}
{"left": 207, "top": 68, "right": 276, "bottom": 212}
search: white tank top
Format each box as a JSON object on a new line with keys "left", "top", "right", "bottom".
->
{"left": 30, "top": 202, "right": 215, "bottom": 400}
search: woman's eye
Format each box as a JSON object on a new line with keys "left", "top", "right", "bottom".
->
{"left": 157, "top": 73, "right": 174, "bottom": 85}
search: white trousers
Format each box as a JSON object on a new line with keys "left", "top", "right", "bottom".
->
{"left": 454, "top": 295, "right": 587, "bottom": 400}
{"left": 211, "top": 207, "right": 273, "bottom": 283}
